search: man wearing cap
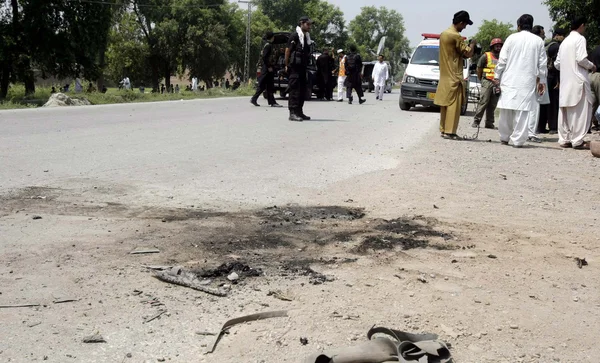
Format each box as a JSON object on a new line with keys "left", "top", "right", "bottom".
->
{"left": 335, "top": 49, "right": 346, "bottom": 102}
{"left": 434, "top": 11, "right": 477, "bottom": 140}
{"left": 472, "top": 38, "right": 503, "bottom": 129}
{"left": 285, "top": 16, "right": 313, "bottom": 121}
{"left": 250, "top": 31, "right": 282, "bottom": 108}
{"left": 538, "top": 27, "right": 567, "bottom": 134}
{"left": 493, "top": 14, "right": 547, "bottom": 148}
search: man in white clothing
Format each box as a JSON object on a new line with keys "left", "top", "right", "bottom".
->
{"left": 372, "top": 55, "right": 389, "bottom": 101}
{"left": 493, "top": 14, "right": 547, "bottom": 148}
{"left": 336, "top": 49, "right": 346, "bottom": 102}
{"left": 555, "top": 17, "right": 597, "bottom": 149}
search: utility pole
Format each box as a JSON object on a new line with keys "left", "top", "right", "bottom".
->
{"left": 238, "top": 0, "right": 253, "bottom": 84}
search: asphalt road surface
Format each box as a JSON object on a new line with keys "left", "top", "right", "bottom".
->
{"left": 0, "top": 92, "right": 437, "bottom": 210}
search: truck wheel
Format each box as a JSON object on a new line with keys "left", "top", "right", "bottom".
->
{"left": 400, "top": 101, "right": 411, "bottom": 111}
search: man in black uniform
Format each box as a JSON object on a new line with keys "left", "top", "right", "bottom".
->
{"left": 316, "top": 49, "right": 334, "bottom": 100}
{"left": 285, "top": 16, "right": 313, "bottom": 121}
{"left": 344, "top": 44, "right": 366, "bottom": 105}
{"left": 539, "top": 27, "right": 566, "bottom": 134}
{"left": 250, "top": 31, "right": 282, "bottom": 107}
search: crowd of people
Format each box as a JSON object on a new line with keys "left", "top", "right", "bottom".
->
{"left": 250, "top": 17, "right": 390, "bottom": 121}
{"left": 448, "top": 11, "right": 598, "bottom": 149}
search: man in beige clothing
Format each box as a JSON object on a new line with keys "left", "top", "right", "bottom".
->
{"left": 434, "top": 10, "right": 477, "bottom": 140}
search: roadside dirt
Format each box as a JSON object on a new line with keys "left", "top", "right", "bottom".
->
{"left": 0, "top": 115, "right": 599, "bottom": 363}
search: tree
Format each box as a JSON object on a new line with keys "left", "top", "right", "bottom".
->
{"left": 348, "top": 6, "right": 410, "bottom": 79}
{"left": 473, "top": 19, "right": 515, "bottom": 53}
{"left": 254, "top": 0, "right": 347, "bottom": 50}
{"left": 545, "top": 0, "right": 600, "bottom": 49}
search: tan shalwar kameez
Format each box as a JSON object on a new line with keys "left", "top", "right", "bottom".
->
{"left": 434, "top": 26, "right": 471, "bottom": 135}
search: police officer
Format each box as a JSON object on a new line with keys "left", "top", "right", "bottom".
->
{"left": 284, "top": 16, "right": 313, "bottom": 121}
{"left": 250, "top": 31, "right": 281, "bottom": 107}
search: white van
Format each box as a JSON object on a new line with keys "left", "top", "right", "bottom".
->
{"left": 399, "top": 33, "right": 473, "bottom": 115}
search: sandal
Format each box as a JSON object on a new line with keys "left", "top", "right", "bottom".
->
{"left": 442, "top": 134, "right": 462, "bottom": 140}
{"left": 559, "top": 142, "right": 572, "bottom": 148}
{"left": 573, "top": 141, "right": 590, "bottom": 150}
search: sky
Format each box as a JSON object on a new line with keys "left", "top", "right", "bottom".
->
{"left": 326, "top": 0, "right": 554, "bottom": 47}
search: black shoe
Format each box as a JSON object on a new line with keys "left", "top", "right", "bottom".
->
{"left": 289, "top": 112, "right": 303, "bottom": 122}
{"left": 337, "top": 99, "right": 343, "bottom": 102}
{"left": 376, "top": 96, "right": 379, "bottom": 100}
{"left": 348, "top": 100, "right": 352, "bottom": 104}
{"left": 270, "top": 103, "right": 283, "bottom": 108}
{"left": 300, "top": 113, "right": 311, "bottom": 120}
{"left": 359, "top": 99, "right": 366, "bottom": 104}
{"left": 250, "top": 99, "right": 260, "bottom": 107}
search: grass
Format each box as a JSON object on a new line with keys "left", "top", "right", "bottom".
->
{"left": 0, "top": 83, "right": 256, "bottom": 110}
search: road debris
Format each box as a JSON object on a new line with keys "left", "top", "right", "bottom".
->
{"left": 206, "top": 310, "right": 288, "bottom": 354}
{"left": 130, "top": 247, "right": 160, "bottom": 255}
{"left": 499, "top": 174, "right": 507, "bottom": 180}
{"left": 575, "top": 257, "right": 588, "bottom": 269}
{"left": 268, "top": 290, "right": 293, "bottom": 301}
{"left": 153, "top": 267, "right": 228, "bottom": 297}
{"left": 83, "top": 334, "right": 106, "bottom": 343}
{"left": 27, "top": 321, "right": 42, "bottom": 327}
{"left": 487, "top": 254, "right": 498, "bottom": 259}
{"left": 32, "top": 215, "right": 42, "bottom": 220}
{"left": 195, "top": 331, "right": 217, "bottom": 336}
{"left": 144, "top": 310, "right": 167, "bottom": 324}
{"left": 417, "top": 276, "right": 428, "bottom": 283}
{"left": 53, "top": 298, "right": 79, "bottom": 304}
{"left": 300, "top": 337, "right": 309, "bottom": 345}
{"left": 227, "top": 272, "right": 239, "bottom": 282}
{"left": 0, "top": 304, "right": 40, "bottom": 309}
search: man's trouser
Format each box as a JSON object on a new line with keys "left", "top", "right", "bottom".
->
{"left": 251, "top": 71, "right": 275, "bottom": 104}
{"left": 544, "top": 76, "right": 560, "bottom": 132}
{"left": 288, "top": 68, "right": 307, "bottom": 113}
{"left": 473, "top": 79, "right": 498, "bottom": 127}
{"left": 499, "top": 109, "right": 530, "bottom": 146}
{"left": 337, "top": 76, "right": 346, "bottom": 100}
{"left": 439, "top": 88, "right": 463, "bottom": 135}
{"left": 591, "top": 72, "right": 600, "bottom": 127}
{"left": 346, "top": 74, "right": 364, "bottom": 100}
{"left": 375, "top": 84, "right": 385, "bottom": 100}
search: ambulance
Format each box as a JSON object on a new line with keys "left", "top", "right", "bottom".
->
{"left": 399, "top": 33, "right": 474, "bottom": 114}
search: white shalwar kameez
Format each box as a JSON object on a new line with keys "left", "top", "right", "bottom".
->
{"left": 527, "top": 82, "right": 550, "bottom": 137}
{"left": 494, "top": 30, "right": 547, "bottom": 146}
{"left": 372, "top": 61, "right": 389, "bottom": 100}
{"left": 555, "top": 31, "right": 595, "bottom": 147}
{"left": 337, "top": 56, "right": 346, "bottom": 101}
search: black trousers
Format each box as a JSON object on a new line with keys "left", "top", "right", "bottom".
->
{"left": 288, "top": 68, "right": 306, "bottom": 111}
{"left": 544, "top": 76, "right": 560, "bottom": 132}
{"left": 252, "top": 71, "right": 275, "bottom": 105}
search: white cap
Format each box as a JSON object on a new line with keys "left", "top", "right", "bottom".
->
{"left": 337, "top": 49, "right": 344, "bottom": 54}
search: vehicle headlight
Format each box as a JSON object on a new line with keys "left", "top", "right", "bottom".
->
{"left": 405, "top": 76, "right": 416, "bottom": 84}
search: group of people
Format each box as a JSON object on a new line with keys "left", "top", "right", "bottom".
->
{"left": 439, "top": 11, "right": 599, "bottom": 150}
{"left": 250, "top": 16, "right": 390, "bottom": 121}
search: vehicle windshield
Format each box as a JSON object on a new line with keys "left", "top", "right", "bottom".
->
{"left": 410, "top": 45, "right": 468, "bottom": 68}
{"left": 410, "top": 46, "right": 439, "bottom": 65}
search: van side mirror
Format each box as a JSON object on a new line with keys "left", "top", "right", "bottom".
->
{"left": 401, "top": 57, "right": 409, "bottom": 65}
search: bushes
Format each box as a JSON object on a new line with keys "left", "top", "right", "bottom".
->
{"left": 0, "top": 84, "right": 257, "bottom": 109}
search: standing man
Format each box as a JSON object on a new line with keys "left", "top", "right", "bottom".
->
{"left": 344, "top": 44, "right": 366, "bottom": 105}
{"left": 555, "top": 17, "right": 596, "bottom": 149}
{"left": 525, "top": 25, "right": 548, "bottom": 143}
{"left": 493, "top": 14, "right": 547, "bottom": 148}
{"left": 285, "top": 16, "right": 313, "bottom": 121}
{"left": 539, "top": 28, "right": 567, "bottom": 134}
{"left": 316, "top": 49, "right": 333, "bottom": 101}
{"left": 251, "top": 31, "right": 282, "bottom": 107}
{"left": 372, "top": 54, "right": 389, "bottom": 101}
{"left": 336, "top": 49, "right": 346, "bottom": 102}
{"left": 472, "top": 38, "right": 503, "bottom": 129}
{"left": 434, "top": 11, "right": 476, "bottom": 140}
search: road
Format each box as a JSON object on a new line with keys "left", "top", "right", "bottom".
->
{"left": 0, "top": 92, "right": 436, "bottom": 210}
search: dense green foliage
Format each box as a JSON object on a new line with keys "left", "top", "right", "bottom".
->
{"left": 0, "top": 0, "right": 412, "bottom": 103}
{"left": 545, "top": 0, "right": 599, "bottom": 49}
{"left": 473, "top": 20, "right": 515, "bottom": 52}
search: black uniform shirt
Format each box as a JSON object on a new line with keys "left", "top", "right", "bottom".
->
{"left": 287, "top": 32, "right": 311, "bottom": 68}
